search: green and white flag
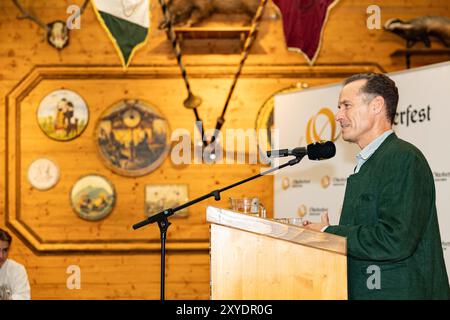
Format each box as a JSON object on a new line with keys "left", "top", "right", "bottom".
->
{"left": 92, "top": 0, "right": 150, "bottom": 67}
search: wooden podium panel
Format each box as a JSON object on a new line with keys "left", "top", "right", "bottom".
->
{"left": 207, "top": 206, "right": 347, "bottom": 300}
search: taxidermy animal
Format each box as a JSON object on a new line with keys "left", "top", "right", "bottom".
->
{"left": 159, "top": 0, "right": 260, "bottom": 28}
{"left": 384, "top": 16, "right": 450, "bottom": 48}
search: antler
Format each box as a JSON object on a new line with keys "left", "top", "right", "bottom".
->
{"left": 12, "top": 0, "right": 48, "bottom": 30}
{"left": 79, "top": 0, "right": 90, "bottom": 15}
{"left": 71, "top": 0, "right": 90, "bottom": 22}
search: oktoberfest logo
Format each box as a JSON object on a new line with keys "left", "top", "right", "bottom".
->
{"left": 297, "top": 205, "right": 308, "bottom": 218}
{"left": 282, "top": 177, "right": 290, "bottom": 190}
{"left": 306, "top": 107, "right": 341, "bottom": 144}
{"left": 321, "top": 175, "right": 331, "bottom": 189}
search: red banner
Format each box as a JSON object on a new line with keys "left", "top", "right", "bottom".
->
{"left": 273, "top": 0, "right": 339, "bottom": 65}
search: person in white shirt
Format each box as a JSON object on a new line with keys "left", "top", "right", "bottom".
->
{"left": 0, "top": 228, "right": 31, "bottom": 300}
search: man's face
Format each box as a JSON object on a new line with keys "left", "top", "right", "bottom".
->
{"left": 336, "top": 80, "right": 376, "bottom": 148}
{"left": 0, "top": 240, "right": 10, "bottom": 268}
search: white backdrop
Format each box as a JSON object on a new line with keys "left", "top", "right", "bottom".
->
{"left": 273, "top": 61, "right": 450, "bottom": 280}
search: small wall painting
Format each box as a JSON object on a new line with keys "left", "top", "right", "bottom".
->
{"left": 145, "top": 184, "right": 189, "bottom": 218}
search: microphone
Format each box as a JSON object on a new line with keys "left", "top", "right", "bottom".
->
{"left": 267, "top": 141, "right": 336, "bottom": 160}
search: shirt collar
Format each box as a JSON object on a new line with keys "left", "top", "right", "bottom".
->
{"left": 357, "top": 130, "right": 394, "bottom": 161}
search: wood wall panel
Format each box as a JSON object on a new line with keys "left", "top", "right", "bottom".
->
{"left": 0, "top": 0, "right": 449, "bottom": 299}
{"left": 9, "top": 66, "right": 368, "bottom": 252}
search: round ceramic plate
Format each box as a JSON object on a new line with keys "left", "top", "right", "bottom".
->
{"left": 95, "top": 99, "right": 170, "bottom": 176}
{"left": 27, "top": 158, "right": 60, "bottom": 190}
{"left": 70, "top": 174, "right": 115, "bottom": 221}
{"left": 37, "top": 89, "right": 89, "bottom": 141}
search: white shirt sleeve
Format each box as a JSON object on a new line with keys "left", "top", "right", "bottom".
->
{"left": 10, "top": 264, "right": 31, "bottom": 300}
{"left": 320, "top": 225, "right": 329, "bottom": 232}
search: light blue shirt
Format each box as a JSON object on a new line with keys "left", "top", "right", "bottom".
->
{"left": 354, "top": 130, "right": 394, "bottom": 174}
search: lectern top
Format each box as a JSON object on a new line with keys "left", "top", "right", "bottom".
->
{"left": 206, "top": 206, "right": 346, "bottom": 256}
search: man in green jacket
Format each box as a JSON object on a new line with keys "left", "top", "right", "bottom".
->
{"left": 303, "top": 73, "right": 450, "bottom": 300}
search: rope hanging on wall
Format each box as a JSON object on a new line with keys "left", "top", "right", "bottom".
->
{"left": 210, "top": 0, "right": 268, "bottom": 145}
{"left": 158, "top": 0, "right": 268, "bottom": 147}
{"left": 157, "top": 0, "right": 205, "bottom": 146}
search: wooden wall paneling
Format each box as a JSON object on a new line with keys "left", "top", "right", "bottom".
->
{"left": 0, "top": 0, "right": 449, "bottom": 300}
{"left": 6, "top": 65, "right": 381, "bottom": 253}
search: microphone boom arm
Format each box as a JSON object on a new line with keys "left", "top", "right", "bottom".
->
{"left": 132, "top": 153, "right": 306, "bottom": 301}
{"left": 133, "top": 154, "right": 305, "bottom": 230}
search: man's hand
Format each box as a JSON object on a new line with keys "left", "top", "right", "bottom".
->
{"left": 302, "top": 213, "right": 330, "bottom": 232}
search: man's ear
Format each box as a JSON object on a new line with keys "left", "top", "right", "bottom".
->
{"left": 371, "top": 96, "right": 385, "bottom": 115}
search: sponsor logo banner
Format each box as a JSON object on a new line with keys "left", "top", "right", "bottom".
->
{"left": 274, "top": 62, "right": 450, "bottom": 280}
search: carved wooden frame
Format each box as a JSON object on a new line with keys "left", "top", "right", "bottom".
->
{"left": 5, "top": 63, "right": 384, "bottom": 253}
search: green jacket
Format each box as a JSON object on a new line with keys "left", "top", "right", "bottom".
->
{"left": 326, "top": 133, "right": 450, "bottom": 300}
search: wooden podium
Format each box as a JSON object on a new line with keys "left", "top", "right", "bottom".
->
{"left": 207, "top": 206, "right": 348, "bottom": 300}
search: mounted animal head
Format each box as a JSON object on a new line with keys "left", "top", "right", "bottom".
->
{"left": 12, "top": 0, "right": 89, "bottom": 50}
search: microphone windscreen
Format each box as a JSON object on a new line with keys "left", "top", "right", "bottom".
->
{"left": 307, "top": 141, "right": 336, "bottom": 160}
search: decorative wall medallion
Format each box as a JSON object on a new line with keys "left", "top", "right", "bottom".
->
{"left": 37, "top": 89, "right": 89, "bottom": 141}
{"left": 281, "top": 176, "right": 290, "bottom": 190}
{"left": 96, "top": 99, "right": 170, "bottom": 176}
{"left": 27, "top": 158, "right": 60, "bottom": 190}
{"left": 145, "top": 184, "right": 189, "bottom": 218}
{"left": 70, "top": 174, "right": 115, "bottom": 221}
{"left": 255, "top": 84, "right": 307, "bottom": 156}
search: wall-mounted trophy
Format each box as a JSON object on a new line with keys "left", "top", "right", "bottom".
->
{"left": 95, "top": 99, "right": 170, "bottom": 177}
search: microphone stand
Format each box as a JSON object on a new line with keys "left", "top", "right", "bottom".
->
{"left": 132, "top": 154, "right": 306, "bottom": 301}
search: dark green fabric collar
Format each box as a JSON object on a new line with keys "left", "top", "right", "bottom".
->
{"left": 351, "top": 132, "right": 398, "bottom": 176}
